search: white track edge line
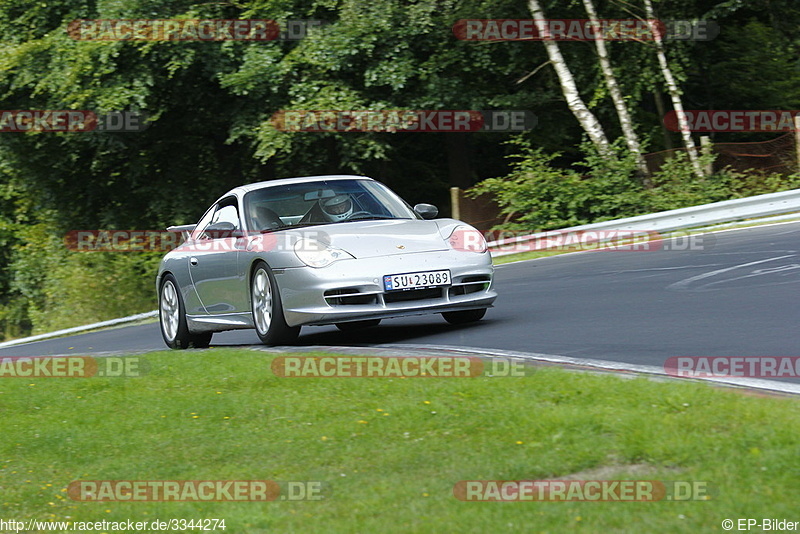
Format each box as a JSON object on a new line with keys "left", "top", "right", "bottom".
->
{"left": 378, "top": 343, "right": 800, "bottom": 395}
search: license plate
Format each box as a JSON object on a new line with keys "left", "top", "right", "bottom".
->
{"left": 384, "top": 270, "right": 451, "bottom": 291}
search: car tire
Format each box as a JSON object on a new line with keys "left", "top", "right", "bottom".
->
{"left": 335, "top": 319, "right": 381, "bottom": 331}
{"left": 251, "top": 262, "right": 301, "bottom": 346}
{"left": 441, "top": 308, "right": 487, "bottom": 325}
{"left": 159, "top": 274, "right": 213, "bottom": 349}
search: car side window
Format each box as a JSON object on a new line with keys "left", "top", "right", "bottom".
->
{"left": 194, "top": 199, "right": 241, "bottom": 240}
{"left": 211, "top": 204, "right": 240, "bottom": 230}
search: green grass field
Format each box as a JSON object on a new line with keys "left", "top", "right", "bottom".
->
{"left": 2, "top": 349, "right": 799, "bottom": 533}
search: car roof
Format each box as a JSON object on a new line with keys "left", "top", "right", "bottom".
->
{"left": 225, "top": 175, "right": 374, "bottom": 199}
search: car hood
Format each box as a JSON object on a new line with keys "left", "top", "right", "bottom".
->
{"left": 316, "top": 219, "right": 453, "bottom": 259}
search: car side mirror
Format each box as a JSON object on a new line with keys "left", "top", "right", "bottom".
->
{"left": 414, "top": 203, "right": 438, "bottom": 220}
{"left": 207, "top": 221, "right": 236, "bottom": 232}
{"left": 205, "top": 221, "right": 237, "bottom": 239}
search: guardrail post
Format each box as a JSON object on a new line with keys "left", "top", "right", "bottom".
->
{"left": 450, "top": 187, "right": 461, "bottom": 220}
{"left": 795, "top": 116, "right": 800, "bottom": 173}
{"left": 700, "top": 136, "right": 713, "bottom": 176}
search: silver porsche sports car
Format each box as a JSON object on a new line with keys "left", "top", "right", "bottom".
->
{"left": 156, "top": 175, "right": 497, "bottom": 348}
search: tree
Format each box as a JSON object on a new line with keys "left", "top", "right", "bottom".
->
{"left": 643, "top": 0, "right": 705, "bottom": 178}
{"left": 582, "top": 0, "right": 650, "bottom": 183}
{"left": 527, "top": 0, "right": 610, "bottom": 155}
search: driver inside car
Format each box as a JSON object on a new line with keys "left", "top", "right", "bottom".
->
{"left": 300, "top": 193, "right": 359, "bottom": 224}
{"left": 320, "top": 194, "right": 354, "bottom": 222}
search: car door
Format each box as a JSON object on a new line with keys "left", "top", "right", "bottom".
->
{"left": 187, "top": 197, "right": 248, "bottom": 315}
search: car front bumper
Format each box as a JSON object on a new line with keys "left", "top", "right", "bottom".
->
{"left": 274, "top": 250, "right": 497, "bottom": 327}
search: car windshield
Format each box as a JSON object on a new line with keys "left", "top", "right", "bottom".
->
{"left": 243, "top": 179, "right": 418, "bottom": 232}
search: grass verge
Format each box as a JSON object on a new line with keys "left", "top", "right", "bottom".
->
{"left": 1, "top": 349, "right": 799, "bottom": 532}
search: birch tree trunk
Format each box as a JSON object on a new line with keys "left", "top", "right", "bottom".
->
{"left": 643, "top": 0, "right": 706, "bottom": 178}
{"left": 581, "top": 0, "right": 651, "bottom": 184}
{"left": 528, "top": 0, "right": 610, "bottom": 155}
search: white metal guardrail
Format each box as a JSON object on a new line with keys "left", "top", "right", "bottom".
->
{"left": 487, "top": 188, "right": 800, "bottom": 257}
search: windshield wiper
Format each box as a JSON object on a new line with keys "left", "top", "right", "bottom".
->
{"left": 260, "top": 222, "right": 331, "bottom": 233}
{"left": 343, "top": 216, "right": 395, "bottom": 222}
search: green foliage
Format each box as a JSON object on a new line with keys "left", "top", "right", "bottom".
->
{"left": 33, "top": 251, "right": 160, "bottom": 333}
{"left": 575, "top": 138, "right": 648, "bottom": 221}
{"left": 642, "top": 151, "right": 732, "bottom": 212}
{"left": 729, "top": 171, "right": 800, "bottom": 197}
{"left": 703, "top": 19, "right": 800, "bottom": 111}
{"left": 469, "top": 137, "right": 646, "bottom": 231}
{"left": 0, "top": 216, "right": 159, "bottom": 339}
{"left": 467, "top": 139, "right": 591, "bottom": 231}
{"left": 470, "top": 137, "right": 800, "bottom": 234}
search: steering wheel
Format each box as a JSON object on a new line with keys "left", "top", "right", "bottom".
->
{"left": 345, "top": 211, "right": 375, "bottom": 220}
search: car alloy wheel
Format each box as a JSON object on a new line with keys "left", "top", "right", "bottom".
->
{"left": 160, "top": 279, "right": 180, "bottom": 342}
{"left": 159, "top": 274, "right": 212, "bottom": 349}
{"left": 252, "top": 267, "right": 273, "bottom": 335}
{"left": 251, "top": 262, "right": 301, "bottom": 345}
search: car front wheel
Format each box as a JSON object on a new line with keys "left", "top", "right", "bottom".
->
{"left": 251, "top": 262, "right": 301, "bottom": 346}
{"left": 159, "top": 274, "right": 212, "bottom": 349}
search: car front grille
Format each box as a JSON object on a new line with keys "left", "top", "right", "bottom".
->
{"left": 448, "top": 275, "right": 492, "bottom": 297}
{"left": 323, "top": 274, "right": 491, "bottom": 308}
{"left": 324, "top": 287, "right": 380, "bottom": 306}
{"left": 383, "top": 287, "right": 444, "bottom": 303}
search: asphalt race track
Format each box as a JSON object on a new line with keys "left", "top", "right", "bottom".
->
{"left": 2, "top": 222, "right": 799, "bottom": 383}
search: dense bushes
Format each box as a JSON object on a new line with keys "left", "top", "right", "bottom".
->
{"left": 469, "top": 137, "right": 800, "bottom": 233}
{"left": 0, "top": 219, "right": 160, "bottom": 340}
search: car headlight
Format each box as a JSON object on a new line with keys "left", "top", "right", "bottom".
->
{"left": 294, "top": 238, "right": 354, "bottom": 268}
{"left": 447, "top": 225, "right": 488, "bottom": 253}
